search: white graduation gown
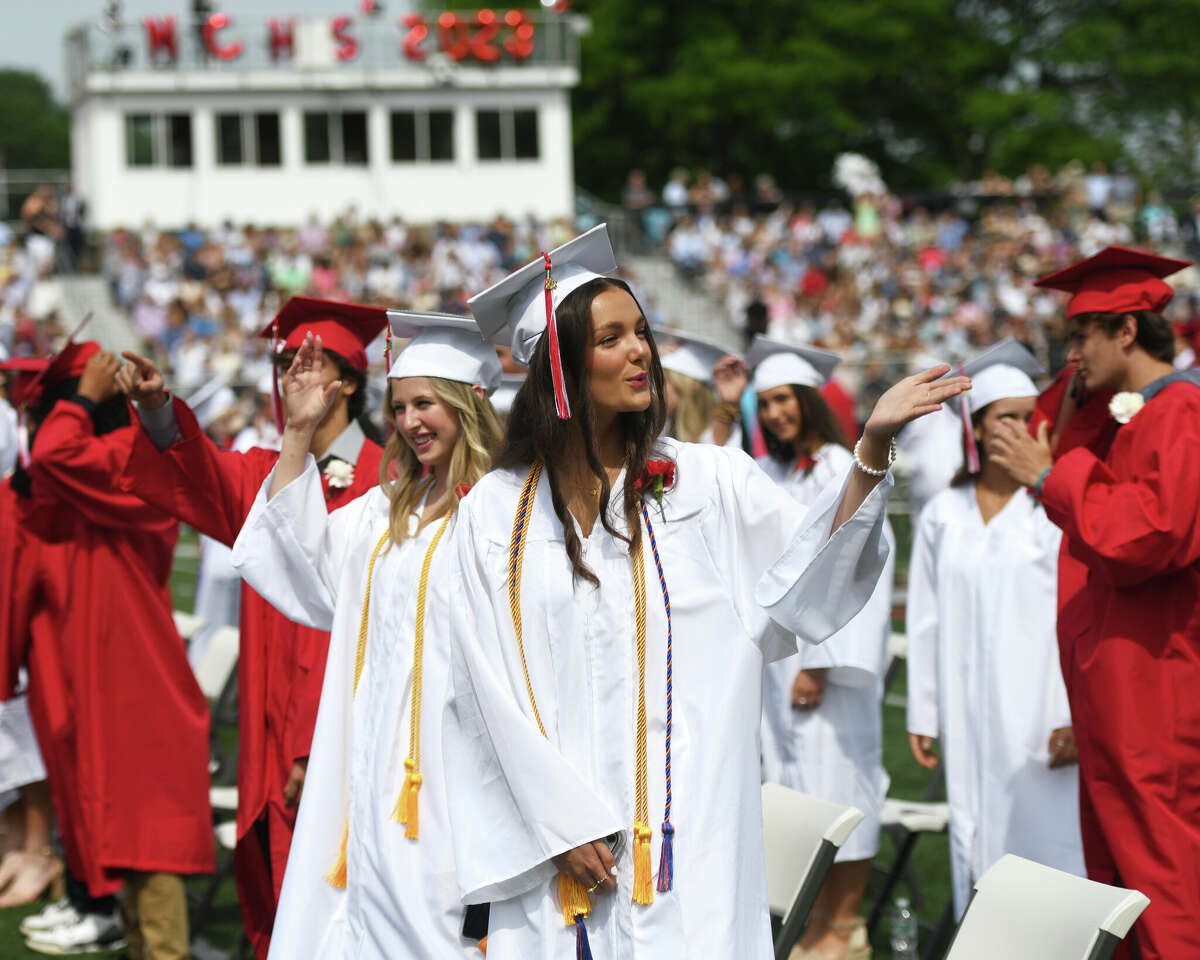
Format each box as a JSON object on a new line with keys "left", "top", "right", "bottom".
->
{"left": 442, "top": 439, "right": 892, "bottom": 959}
{"left": 231, "top": 458, "right": 476, "bottom": 960}
{"left": 0, "top": 685, "right": 47, "bottom": 794}
{"left": 905, "top": 484, "right": 1084, "bottom": 916}
{"left": 757, "top": 445, "right": 892, "bottom": 861}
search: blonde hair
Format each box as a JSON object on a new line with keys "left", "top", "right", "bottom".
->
{"left": 377, "top": 377, "right": 503, "bottom": 548}
{"left": 665, "top": 369, "right": 718, "bottom": 443}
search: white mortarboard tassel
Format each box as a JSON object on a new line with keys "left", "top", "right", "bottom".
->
{"left": 385, "top": 310, "right": 504, "bottom": 396}
{"left": 943, "top": 337, "right": 1044, "bottom": 474}
{"left": 657, "top": 327, "right": 735, "bottom": 386}
{"left": 746, "top": 334, "right": 841, "bottom": 394}
{"left": 467, "top": 224, "right": 619, "bottom": 420}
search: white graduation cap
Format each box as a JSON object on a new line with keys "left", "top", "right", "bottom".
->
{"left": 746, "top": 335, "right": 841, "bottom": 393}
{"left": 945, "top": 337, "right": 1044, "bottom": 416}
{"left": 186, "top": 375, "right": 240, "bottom": 431}
{"left": 386, "top": 310, "right": 504, "bottom": 396}
{"left": 657, "top": 327, "right": 735, "bottom": 386}
{"left": 944, "top": 337, "right": 1044, "bottom": 474}
{"left": 490, "top": 372, "right": 527, "bottom": 419}
{"left": 467, "top": 223, "right": 619, "bottom": 418}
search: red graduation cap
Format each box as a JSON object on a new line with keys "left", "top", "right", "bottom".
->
{"left": 258, "top": 296, "right": 388, "bottom": 372}
{"left": 0, "top": 357, "right": 51, "bottom": 408}
{"left": 1034, "top": 246, "right": 1192, "bottom": 319}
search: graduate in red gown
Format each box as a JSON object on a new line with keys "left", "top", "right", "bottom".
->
{"left": 8, "top": 341, "right": 214, "bottom": 956}
{"left": 116, "top": 298, "right": 387, "bottom": 959}
{"left": 993, "top": 247, "right": 1200, "bottom": 960}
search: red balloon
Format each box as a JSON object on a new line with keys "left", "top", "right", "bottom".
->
{"left": 202, "top": 13, "right": 244, "bottom": 61}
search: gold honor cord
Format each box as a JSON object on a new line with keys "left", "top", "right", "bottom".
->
{"left": 324, "top": 507, "right": 452, "bottom": 887}
{"left": 507, "top": 462, "right": 656, "bottom": 926}
{"left": 391, "top": 512, "right": 453, "bottom": 837}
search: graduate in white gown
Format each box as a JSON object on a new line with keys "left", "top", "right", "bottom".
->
{"left": 231, "top": 314, "right": 505, "bottom": 959}
{"left": 442, "top": 224, "right": 968, "bottom": 960}
{"left": 905, "top": 339, "right": 1085, "bottom": 918}
{"left": 656, "top": 328, "right": 741, "bottom": 447}
{"left": 747, "top": 336, "right": 892, "bottom": 960}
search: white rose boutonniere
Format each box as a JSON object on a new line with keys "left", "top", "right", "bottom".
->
{"left": 323, "top": 458, "right": 355, "bottom": 490}
{"left": 1108, "top": 392, "right": 1145, "bottom": 425}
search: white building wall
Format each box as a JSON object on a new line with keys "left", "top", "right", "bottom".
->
{"left": 77, "top": 82, "right": 576, "bottom": 229}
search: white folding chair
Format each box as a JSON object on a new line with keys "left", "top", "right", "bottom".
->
{"left": 944, "top": 855, "right": 1149, "bottom": 960}
{"left": 762, "top": 782, "right": 865, "bottom": 960}
{"left": 866, "top": 797, "right": 951, "bottom": 936}
{"left": 192, "top": 625, "right": 240, "bottom": 701}
{"left": 173, "top": 610, "right": 206, "bottom": 643}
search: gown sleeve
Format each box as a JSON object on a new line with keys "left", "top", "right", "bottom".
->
{"left": 31, "top": 402, "right": 174, "bottom": 532}
{"left": 747, "top": 452, "right": 893, "bottom": 658}
{"left": 904, "top": 503, "right": 941, "bottom": 739}
{"left": 1041, "top": 393, "right": 1200, "bottom": 587}
{"left": 231, "top": 457, "right": 362, "bottom": 631}
{"left": 119, "top": 394, "right": 262, "bottom": 545}
{"left": 441, "top": 496, "right": 625, "bottom": 905}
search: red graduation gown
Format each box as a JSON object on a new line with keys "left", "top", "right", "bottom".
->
{"left": 17, "top": 401, "right": 215, "bottom": 896}
{"left": 120, "top": 396, "right": 382, "bottom": 958}
{"left": 1041, "top": 380, "right": 1200, "bottom": 960}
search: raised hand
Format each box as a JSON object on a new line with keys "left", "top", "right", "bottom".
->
{"left": 117, "top": 351, "right": 169, "bottom": 409}
{"left": 712, "top": 354, "right": 750, "bottom": 405}
{"left": 283, "top": 332, "right": 341, "bottom": 434}
{"left": 77, "top": 351, "right": 122, "bottom": 405}
{"left": 863, "top": 364, "right": 971, "bottom": 445}
{"left": 991, "top": 419, "right": 1054, "bottom": 488}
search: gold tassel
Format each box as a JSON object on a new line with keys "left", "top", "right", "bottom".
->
{"left": 324, "top": 819, "right": 349, "bottom": 889}
{"left": 403, "top": 769, "right": 422, "bottom": 840}
{"left": 557, "top": 873, "right": 592, "bottom": 925}
{"left": 632, "top": 822, "right": 654, "bottom": 904}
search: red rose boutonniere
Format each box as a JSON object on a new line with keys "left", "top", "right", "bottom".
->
{"left": 634, "top": 459, "right": 676, "bottom": 512}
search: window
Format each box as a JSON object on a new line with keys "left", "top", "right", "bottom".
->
{"left": 476, "top": 110, "right": 502, "bottom": 161}
{"left": 126, "top": 114, "right": 155, "bottom": 166}
{"left": 216, "top": 112, "right": 282, "bottom": 166}
{"left": 475, "top": 108, "right": 539, "bottom": 161}
{"left": 124, "top": 113, "right": 193, "bottom": 168}
{"left": 304, "top": 111, "right": 368, "bottom": 165}
{"left": 390, "top": 109, "right": 455, "bottom": 163}
{"left": 216, "top": 114, "right": 243, "bottom": 165}
{"left": 513, "top": 109, "right": 538, "bottom": 160}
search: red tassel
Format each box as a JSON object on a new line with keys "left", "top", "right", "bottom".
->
{"left": 542, "top": 252, "right": 571, "bottom": 420}
{"left": 271, "top": 320, "right": 285, "bottom": 432}
{"left": 958, "top": 364, "right": 980, "bottom": 474}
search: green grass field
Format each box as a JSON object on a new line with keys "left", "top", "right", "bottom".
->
{"left": 1, "top": 515, "right": 954, "bottom": 958}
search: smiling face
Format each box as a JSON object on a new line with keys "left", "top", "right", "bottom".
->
{"left": 585, "top": 287, "right": 653, "bottom": 420}
{"left": 976, "top": 395, "right": 1036, "bottom": 461}
{"left": 756, "top": 385, "right": 803, "bottom": 444}
{"left": 388, "top": 376, "right": 461, "bottom": 470}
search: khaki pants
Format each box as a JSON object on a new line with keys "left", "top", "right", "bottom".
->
{"left": 121, "top": 871, "right": 190, "bottom": 960}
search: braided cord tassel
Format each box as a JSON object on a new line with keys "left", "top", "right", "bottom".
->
{"left": 391, "top": 513, "right": 452, "bottom": 839}
{"left": 326, "top": 529, "right": 391, "bottom": 888}
{"left": 642, "top": 503, "right": 675, "bottom": 893}
{"left": 631, "top": 529, "right": 654, "bottom": 905}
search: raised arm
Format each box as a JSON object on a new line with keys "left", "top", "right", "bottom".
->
{"left": 116, "top": 350, "right": 265, "bottom": 544}
{"left": 269, "top": 332, "right": 345, "bottom": 501}
{"left": 831, "top": 364, "right": 969, "bottom": 533}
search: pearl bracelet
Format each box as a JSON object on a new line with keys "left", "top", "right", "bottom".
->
{"left": 852, "top": 436, "right": 895, "bottom": 477}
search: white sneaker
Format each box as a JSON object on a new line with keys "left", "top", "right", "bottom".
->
{"left": 19, "top": 897, "right": 79, "bottom": 935}
{"left": 23, "top": 909, "right": 125, "bottom": 955}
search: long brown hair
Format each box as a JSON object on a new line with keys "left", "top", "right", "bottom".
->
{"left": 495, "top": 277, "right": 668, "bottom": 585}
{"left": 377, "top": 377, "right": 504, "bottom": 547}
{"left": 759, "top": 384, "right": 849, "bottom": 462}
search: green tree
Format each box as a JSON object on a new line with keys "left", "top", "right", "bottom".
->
{"left": 0, "top": 70, "right": 70, "bottom": 170}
